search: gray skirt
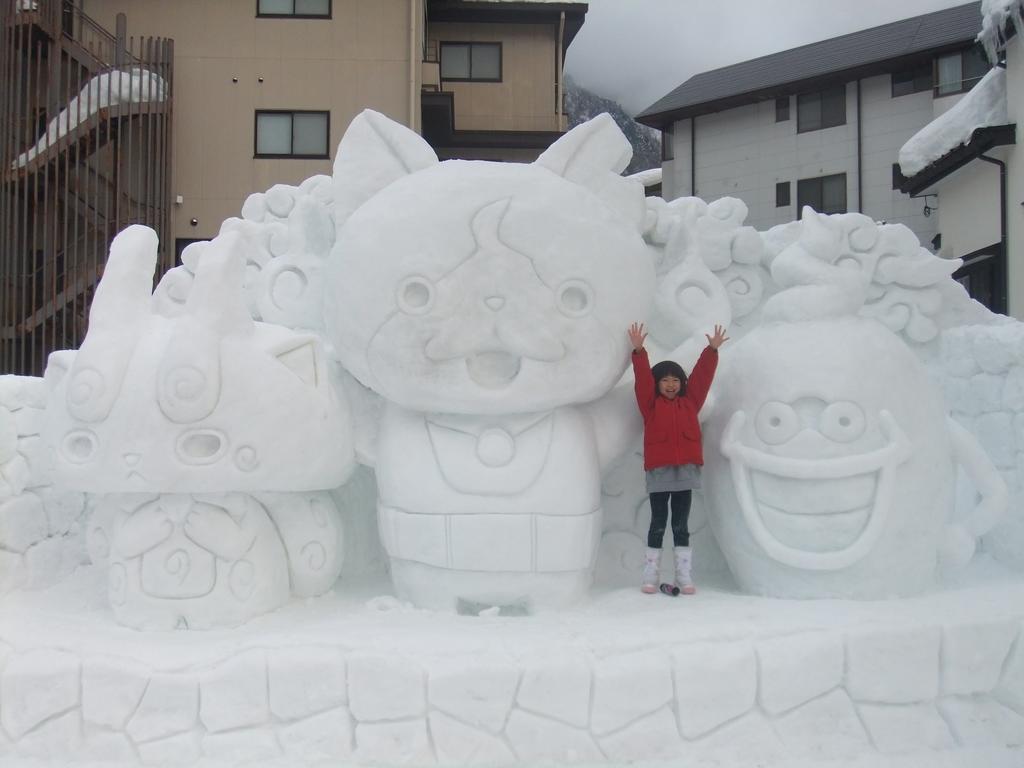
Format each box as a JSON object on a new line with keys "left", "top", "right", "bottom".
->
{"left": 646, "top": 464, "right": 702, "bottom": 493}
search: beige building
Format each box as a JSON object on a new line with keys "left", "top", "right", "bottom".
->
{"left": 82, "top": 0, "right": 586, "bottom": 247}
{"left": 1, "top": 0, "right": 587, "bottom": 374}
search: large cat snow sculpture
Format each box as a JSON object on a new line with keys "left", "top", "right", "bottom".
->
{"left": 325, "top": 111, "right": 654, "bottom": 611}
{"left": 44, "top": 226, "right": 355, "bottom": 628}
{"left": 701, "top": 209, "right": 1006, "bottom": 598}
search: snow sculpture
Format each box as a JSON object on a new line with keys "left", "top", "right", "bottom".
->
{"left": 0, "top": 375, "right": 87, "bottom": 593}
{"left": 761, "top": 211, "right": 985, "bottom": 346}
{"left": 325, "top": 110, "right": 654, "bottom": 611}
{"left": 702, "top": 209, "right": 1007, "bottom": 598}
{"left": 44, "top": 225, "right": 355, "bottom": 629}
{"left": 154, "top": 175, "right": 336, "bottom": 333}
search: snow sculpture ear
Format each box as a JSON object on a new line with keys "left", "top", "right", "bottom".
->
{"left": 43, "top": 349, "right": 76, "bottom": 389}
{"left": 271, "top": 337, "right": 323, "bottom": 390}
{"left": 536, "top": 114, "right": 645, "bottom": 231}
{"left": 333, "top": 109, "right": 439, "bottom": 225}
{"left": 157, "top": 233, "right": 250, "bottom": 424}
{"left": 185, "top": 232, "right": 253, "bottom": 336}
{"left": 535, "top": 113, "right": 632, "bottom": 183}
{"left": 66, "top": 225, "right": 157, "bottom": 422}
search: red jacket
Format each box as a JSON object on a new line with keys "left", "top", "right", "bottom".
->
{"left": 632, "top": 346, "right": 718, "bottom": 471}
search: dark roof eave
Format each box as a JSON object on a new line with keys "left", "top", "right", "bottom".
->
{"left": 897, "top": 123, "right": 1016, "bottom": 195}
{"left": 636, "top": 2, "right": 983, "bottom": 127}
{"left": 427, "top": 1, "right": 588, "bottom": 47}
{"left": 636, "top": 42, "right": 974, "bottom": 128}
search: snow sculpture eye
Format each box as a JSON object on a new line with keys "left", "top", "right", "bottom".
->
{"left": 63, "top": 430, "right": 98, "bottom": 463}
{"left": 676, "top": 282, "right": 710, "bottom": 312}
{"left": 397, "top": 276, "right": 434, "bottom": 315}
{"left": 820, "top": 401, "right": 866, "bottom": 443}
{"left": 755, "top": 401, "right": 799, "bottom": 445}
{"left": 176, "top": 429, "right": 227, "bottom": 465}
{"left": 557, "top": 280, "right": 593, "bottom": 317}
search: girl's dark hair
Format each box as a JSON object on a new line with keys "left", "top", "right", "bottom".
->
{"left": 651, "top": 360, "right": 687, "bottom": 395}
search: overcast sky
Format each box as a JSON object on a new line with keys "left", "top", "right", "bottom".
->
{"left": 564, "top": 0, "right": 977, "bottom": 115}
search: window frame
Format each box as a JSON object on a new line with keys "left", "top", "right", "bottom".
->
{"left": 796, "top": 85, "right": 846, "bottom": 133}
{"left": 934, "top": 45, "right": 991, "bottom": 97}
{"left": 439, "top": 41, "right": 503, "bottom": 83}
{"left": 254, "top": 109, "right": 331, "bottom": 159}
{"left": 775, "top": 181, "right": 791, "bottom": 208}
{"left": 796, "top": 173, "right": 847, "bottom": 216}
{"left": 256, "top": 0, "right": 332, "bottom": 19}
{"left": 662, "top": 123, "right": 674, "bottom": 161}
{"left": 775, "top": 96, "right": 790, "bottom": 122}
{"left": 891, "top": 62, "right": 932, "bottom": 97}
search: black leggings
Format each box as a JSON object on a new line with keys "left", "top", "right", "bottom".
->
{"left": 647, "top": 490, "right": 691, "bottom": 548}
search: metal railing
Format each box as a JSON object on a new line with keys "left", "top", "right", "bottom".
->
{"left": 0, "top": 0, "right": 174, "bottom": 375}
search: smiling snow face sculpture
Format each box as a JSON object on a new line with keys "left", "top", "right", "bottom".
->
{"left": 326, "top": 111, "right": 653, "bottom": 611}
{"left": 702, "top": 210, "right": 1004, "bottom": 598}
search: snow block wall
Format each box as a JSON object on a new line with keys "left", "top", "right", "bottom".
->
{"left": 1, "top": 598, "right": 1023, "bottom": 764}
{"left": 940, "top": 324, "right": 1024, "bottom": 568}
{"left": 0, "top": 376, "right": 86, "bottom": 594}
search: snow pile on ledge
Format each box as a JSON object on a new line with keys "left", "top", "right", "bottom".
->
{"left": 12, "top": 68, "right": 166, "bottom": 170}
{"left": 979, "top": 0, "right": 1023, "bottom": 61}
{"left": 628, "top": 167, "right": 662, "bottom": 187}
{"left": 898, "top": 67, "right": 1008, "bottom": 178}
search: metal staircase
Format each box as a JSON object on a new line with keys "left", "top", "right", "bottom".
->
{"left": 0, "top": 0, "right": 173, "bottom": 375}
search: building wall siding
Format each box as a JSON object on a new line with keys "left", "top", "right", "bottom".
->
{"left": 663, "top": 74, "right": 944, "bottom": 246}
{"left": 83, "top": 0, "right": 418, "bottom": 242}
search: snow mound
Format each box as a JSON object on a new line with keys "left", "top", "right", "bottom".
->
{"left": 898, "top": 67, "right": 1008, "bottom": 178}
{"left": 979, "top": 0, "right": 1024, "bottom": 61}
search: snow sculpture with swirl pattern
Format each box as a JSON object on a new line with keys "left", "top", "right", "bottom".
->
{"left": 43, "top": 226, "right": 355, "bottom": 629}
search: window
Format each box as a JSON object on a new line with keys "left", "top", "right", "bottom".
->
{"left": 775, "top": 97, "right": 790, "bottom": 122}
{"left": 257, "top": 0, "right": 330, "bottom": 18}
{"left": 935, "top": 46, "right": 991, "bottom": 96}
{"left": 255, "top": 110, "right": 329, "bottom": 158}
{"left": 797, "top": 85, "right": 846, "bottom": 133}
{"left": 797, "top": 173, "right": 846, "bottom": 216}
{"left": 662, "top": 124, "right": 674, "bottom": 161}
{"left": 892, "top": 62, "right": 932, "bottom": 97}
{"left": 776, "top": 181, "right": 791, "bottom": 207}
{"left": 440, "top": 43, "right": 502, "bottom": 82}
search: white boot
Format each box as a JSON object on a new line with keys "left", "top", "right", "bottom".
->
{"left": 641, "top": 547, "right": 660, "bottom": 594}
{"left": 674, "top": 546, "right": 696, "bottom": 595}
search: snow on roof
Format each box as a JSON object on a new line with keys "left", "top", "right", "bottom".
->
{"left": 978, "top": 0, "right": 1023, "bottom": 60}
{"left": 898, "top": 66, "right": 1008, "bottom": 177}
{"left": 627, "top": 168, "right": 662, "bottom": 187}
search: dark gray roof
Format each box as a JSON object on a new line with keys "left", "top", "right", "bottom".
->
{"left": 637, "top": 2, "right": 983, "bottom": 128}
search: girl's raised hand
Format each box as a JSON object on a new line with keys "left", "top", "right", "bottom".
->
{"left": 627, "top": 322, "right": 647, "bottom": 352}
{"left": 706, "top": 324, "right": 730, "bottom": 350}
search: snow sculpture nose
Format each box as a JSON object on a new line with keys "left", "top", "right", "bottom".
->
{"left": 484, "top": 295, "right": 505, "bottom": 311}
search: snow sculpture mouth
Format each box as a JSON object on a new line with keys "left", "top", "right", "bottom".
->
{"left": 720, "top": 409, "right": 912, "bottom": 570}
{"left": 465, "top": 351, "right": 522, "bottom": 389}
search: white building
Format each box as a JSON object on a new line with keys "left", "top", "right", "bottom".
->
{"left": 898, "top": 2, "right": 1021, "bottom": 317}
{"left": 637, "top": 2, "right": 989, "bottom": 254}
